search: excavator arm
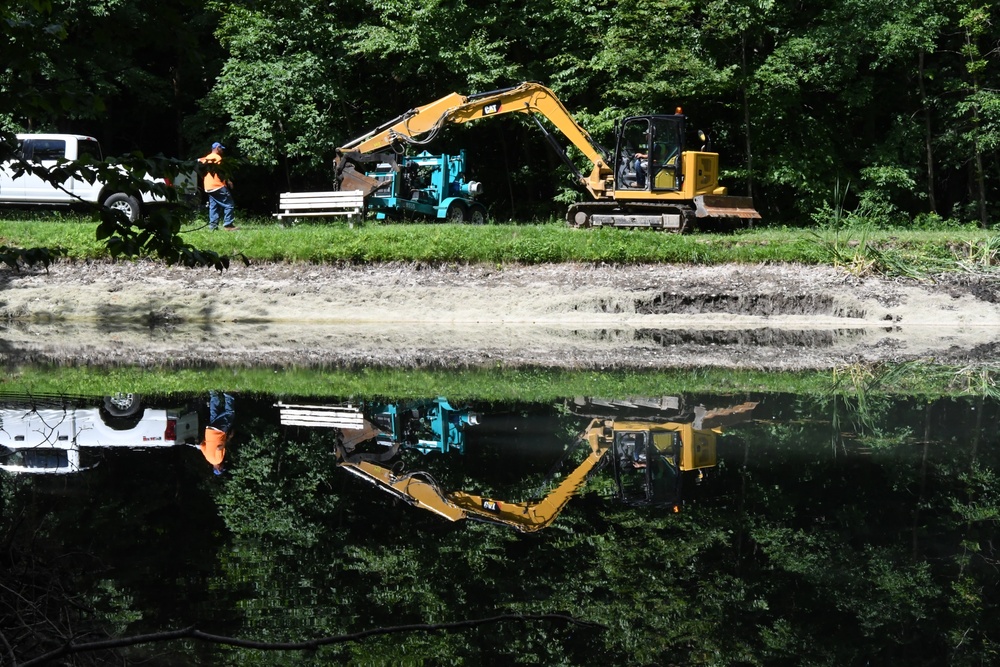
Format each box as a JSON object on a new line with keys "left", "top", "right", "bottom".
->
{"left": 335, "top": 82, "right": 614, "bottom": 200}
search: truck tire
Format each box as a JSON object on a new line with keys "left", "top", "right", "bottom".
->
{"left": 445, "top": 201, "right": 467, "bottom": 223}
{"left": 103, "top": 393, "right": 142, "bottom": 418}
{"left": 104, "top": 193, "right": 141, "bottom": 223}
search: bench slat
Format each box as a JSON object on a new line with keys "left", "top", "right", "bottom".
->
{"left": 278, "top": 201, "right": 362, "bottom": 209}
{"left": 278, "top": 198, "right": 364, "bottom": 205}
{"left": 280, "top": 190, "right": 358, "bottom": 198}
{"left": 274, "top": 211, "right": 359, "bottom": 218}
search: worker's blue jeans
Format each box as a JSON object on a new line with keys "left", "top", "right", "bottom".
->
{"left": 209, "top": 391, "right": 236, "bottom": 434}
{"left": 207, "top": 187, "right": 236, "bottom": 229}
{"left": 633, "top": 159, "right": 648, "bottom": 188}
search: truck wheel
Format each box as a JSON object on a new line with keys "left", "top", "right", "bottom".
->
{"left": 104, "top": 193, "right": 141, "bottom": 222}
{"left": 445, "top": 201, "right": 467, "bottom": 223}
{"left": 469, "top": 205, "right": 487, "bottom": 225}
{"left": 103, "top": 393, "right": 142, "bottom": 418}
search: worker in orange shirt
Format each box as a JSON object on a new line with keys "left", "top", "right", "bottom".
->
{"left": 199, "top": 390, "right": 235, "bottom": 475}
{"left": 198, "top": 141, "right": 237, "bottom": 231}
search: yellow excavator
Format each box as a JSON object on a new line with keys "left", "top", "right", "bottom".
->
{"left": 335, "top": 81, "right": 760, "bottom": 231}
{"left": 336, "top": 417, "right": 723, "bottom": 532}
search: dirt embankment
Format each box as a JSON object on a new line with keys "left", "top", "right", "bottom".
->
{"left": 1, "top": 260, "right": 998, "bottom": 370}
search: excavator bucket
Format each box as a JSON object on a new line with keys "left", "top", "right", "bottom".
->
{"left": 693, "top": 401, "right": 758, "bottom": 430}
{"left": 336, "top": 163, "right": 381, "bottom": 197}
{"left": 694, "top": 195, "right": 761, "bottom": 220}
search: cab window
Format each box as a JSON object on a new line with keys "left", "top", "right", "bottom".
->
{"left": 649, "top": 117, "right": 682, "bottom": 191}
{"left": 616, "top": 118, "right": 650, "bottom": 190}
{"left": 28, "top": 139, "right": 66, "bottom": 162}
{"left": 78, "top": 139, "right": 102, "bottom": 162}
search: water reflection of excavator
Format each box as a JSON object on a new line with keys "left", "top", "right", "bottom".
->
{"left": 335, "top": 81, "right": 760, "bottom": 230}
{"left": 336, "top": 418, "right": 722, "bottom": 532}
{"left": 338, "top": 419, "right": 740, "bottom": 532}
{"left": 279, "top": 397, "right": 754, "bottom": 532}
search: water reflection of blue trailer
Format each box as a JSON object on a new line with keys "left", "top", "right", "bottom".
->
{"left": 365, "top": 151, "right": 486, "bottom": 223}
{"left": 276, "top": 397, "right": 478, "bottom": 455}
{"left": 370, "top": 397, "right": 478, "bottom": 454}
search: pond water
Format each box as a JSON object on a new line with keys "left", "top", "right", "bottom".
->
{"left": 3, "top": 383, "right": 999, "bottom": 665}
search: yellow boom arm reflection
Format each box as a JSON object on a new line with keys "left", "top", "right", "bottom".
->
{"left": 337, "top": 418, "right": 724, "bottom": 532}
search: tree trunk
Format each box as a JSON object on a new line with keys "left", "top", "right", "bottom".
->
{"left": 964, "top": 28, "right": 988, "bottom": 228}
{"left": 741, "top": 32, "right": 754, "bottom": 200}
{"left": 917, "top": 50, "right": 937, "bottom": 215}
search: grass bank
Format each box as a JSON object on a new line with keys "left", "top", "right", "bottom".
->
{"left": 2, "top": 213, "right": 998, "bottom": 275}
{"left": 1, "top": 362, "right": 996, "bottom": 403}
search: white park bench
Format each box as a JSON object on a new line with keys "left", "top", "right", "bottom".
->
{"left": 273, "top": 190, "right": 365, "bottom": 224}
{"left": 275, "top": 402, "right": 365, "bottom": 429}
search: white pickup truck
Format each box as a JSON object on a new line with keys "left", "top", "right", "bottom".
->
{"left": 0, "top": 133, "right": 198, "bottom": 222}
{"left": 0, "top": 395, "right": 200, "bottom": 474}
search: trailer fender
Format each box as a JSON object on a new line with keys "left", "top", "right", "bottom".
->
{"left": 438, "top": 197, "right": 470, "bottom": 222}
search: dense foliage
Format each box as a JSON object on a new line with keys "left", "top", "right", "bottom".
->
{"left": 2, "top": 0, "right": 998, "bottom": 226}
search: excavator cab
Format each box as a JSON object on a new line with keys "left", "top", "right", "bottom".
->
{"left": 610, "top": 428, "right": 683, "bottom": 506}
{"left": 615, "top": 115, "right": 684, "bottom": 193}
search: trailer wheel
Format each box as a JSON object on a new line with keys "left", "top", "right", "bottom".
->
{"left": 445, "top": 201, "right": 467, "bottom": 223}
{"left": 469, "top": 205, "right": 487, "bottom": 225}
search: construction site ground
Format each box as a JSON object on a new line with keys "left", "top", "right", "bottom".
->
{"left": 1, "top": 260, "right": 998, "bottom": 370}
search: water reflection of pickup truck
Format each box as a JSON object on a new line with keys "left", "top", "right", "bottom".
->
{"left": 0, "top": 133, "right": 197, "bottom": 222}
{"left": 0, "top": 400, "right": 200, "bottom": 474}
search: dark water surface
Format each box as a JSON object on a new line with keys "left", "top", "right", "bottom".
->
{"left": 3, "top": 387, "right": 999, "bottom": 665}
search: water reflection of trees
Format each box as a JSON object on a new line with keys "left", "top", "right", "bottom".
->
{"left": 4, "top": 392, "right": 1000, "bottom": 664}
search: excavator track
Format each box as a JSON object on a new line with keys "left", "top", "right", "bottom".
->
{"left": 566, "top": 201, "right": 693, "bottom": 232}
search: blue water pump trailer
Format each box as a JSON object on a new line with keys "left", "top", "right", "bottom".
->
{"left": 366, "top": 151, "right": 487, "bottom": 223}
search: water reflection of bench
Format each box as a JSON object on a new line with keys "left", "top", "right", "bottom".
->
{"left": 276, "top": 402, "right": 364, "bottom": 430}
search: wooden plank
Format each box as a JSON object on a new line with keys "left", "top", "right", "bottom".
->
{"left": 280, "top": 190, "right": 363, "bottom": 199}
{"left": 281, "top": 407, "right": 361, "bottom": 416}
{"left": 278, "top": 194, "right": 364, "bottom": 202}
{"left": 280, "top": 410, "right": 364, "bottom": 419}
{"left": 276, "top": 402, "right": 357, "bottom": 410}
{"left": 278, "top": 198, "right": 364, "bottom": 206}
{"left": 274, "top": 211, "right": 359, "bottom": 218}
{"left": 277, "top": 194, "right": 363, "bottom": 201}
{"left": 282, "top": 418, "right": 365, "bottom": 429}
{"left": 277, "top": 202, "right": 362, "bottom": 210}
{"left": 281, "top": 414, "right": 364, "bottom": 424}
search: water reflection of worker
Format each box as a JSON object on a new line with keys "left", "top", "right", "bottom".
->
{"left": 199, "top": 391, "right": 235, "bottom": 475}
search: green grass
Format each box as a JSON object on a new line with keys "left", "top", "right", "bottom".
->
{"left": 2, "top": 362, "right": 996, "bottom": 403}
{"left": 2, "top": 212, "right": 997, "bottom": 273}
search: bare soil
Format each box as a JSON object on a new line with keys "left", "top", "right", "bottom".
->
{"left": 1, "top": 260, "right": 999, "bottom": 370}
